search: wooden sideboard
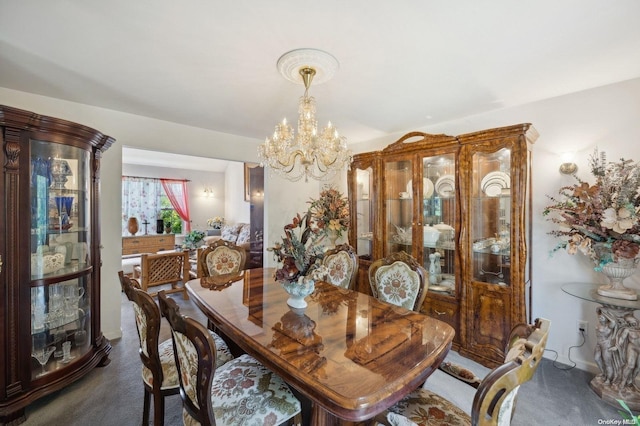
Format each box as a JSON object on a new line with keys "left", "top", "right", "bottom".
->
{"left": 122, "top": 234, "right": 176, "bottom": 255}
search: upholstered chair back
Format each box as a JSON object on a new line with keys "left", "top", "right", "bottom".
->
{"left": 368, "top": 251, "right": 428, "bottom": 311}
{"left": 322, "top": 244, "right": 358, "bottom": 290}
{"left": 197, "top": 239, "right": 246, "bottom": 278}
{"left": 118, "top": 270, "right": 179, "bottom": 425}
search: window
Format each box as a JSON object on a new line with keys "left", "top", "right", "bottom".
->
{"left": 122, "top": 176, "right": 191, "bottom": 235}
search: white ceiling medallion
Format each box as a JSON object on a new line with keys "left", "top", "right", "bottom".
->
{"left": 276, "top": 48, "right": 340, "bottom": 85}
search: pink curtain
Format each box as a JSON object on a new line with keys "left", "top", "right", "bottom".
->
{"left": 161, "top": 179, "right": 191, "bottom": 232}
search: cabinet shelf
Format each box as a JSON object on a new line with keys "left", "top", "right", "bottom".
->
{"left": 30, "top": 261, "right": 91, "bottom": 280}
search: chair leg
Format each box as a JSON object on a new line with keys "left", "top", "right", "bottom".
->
{"left": 152, "top": 390, "right": 165, "bottom": 426}
{"left": 142, "top": 387, "right": 151, "bottom": 425}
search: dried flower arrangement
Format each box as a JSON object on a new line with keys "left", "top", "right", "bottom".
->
{"left": 268, "top": 211, "right": 327, "bottom": 284}
{"left": 543, "top": 149, "right": 640, "bottom": 269}
{"left": 308, "top": 186, "right": 350, "bottom": 238}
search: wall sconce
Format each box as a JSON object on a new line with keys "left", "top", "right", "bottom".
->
{"left": 203, "top": 187, "right": 214, "bottom": 197}
{"left": 559, "top": 152, "right": 578, "bottom": 175}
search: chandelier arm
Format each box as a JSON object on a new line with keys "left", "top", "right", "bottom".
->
{"left": 275, "top": 150, "right": 306, "bottom": 172}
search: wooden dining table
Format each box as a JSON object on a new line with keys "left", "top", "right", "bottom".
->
{"left": 186, "top": 268, "right": 454, "bottom": 425}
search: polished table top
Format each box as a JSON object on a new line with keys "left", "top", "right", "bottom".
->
{"left": 186, "top": 268, "right": 455, "bottom": 423}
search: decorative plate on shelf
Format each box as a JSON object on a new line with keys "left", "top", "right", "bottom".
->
{"left": 429, "top": 285, "right": 452, "bottom": 292}
{"left": 481, "top": 171, "right": 510, "bottom": 197}
{"left": 435, "top": 175, "right": 455, "bottom": 198}
{"left": 406, "top": 178, "right": 435, "bottom": 198}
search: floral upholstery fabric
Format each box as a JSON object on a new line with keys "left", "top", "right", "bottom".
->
{"left": 177, "top": 350, "right": 301, "bottom": 426}
{"left": 373, "top": 261, "right": 421, "bottom": 310}
{"left": 324, "top": 251, "right": 355, "bottom": 289}
{"left": 386, "top": 388, "right": 470, "bottom": 426}
{"left": 220, "top": 224, "right": 242, "bottom": 242}
{"left": 206, "top": 246, "right": 244, "bottom": 275}
{"left": 236, "top": 223, "right": 251, "bottom": 245}
{"left": 132, "top": 303, "right": 148, "bottom": 357}
{"left": 132, "top": 294, "right": 233, "bottom": 392}
{"left": 386, "top": 411, "right": 419, "bottom": 426}
{"left": 210, "top": 332, "right": 235, "bottom": 368}
{"left": 142, "top": 332, "right": 233, "bottom": 391}
{"left": 387, "top": 385, "right": 519, "bottom": 426}
{"left": 142, "top": 338, "right": 179, "bottom": 390}
{"left": 497, "top": 387, "right": 519, "bottom": 426}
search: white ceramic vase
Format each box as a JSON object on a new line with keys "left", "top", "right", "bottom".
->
{"left": 282, "top": 276, "right": 316, "bottom": 309}
{"left": 597, "top": 260, "right": 639, "bottom": 301}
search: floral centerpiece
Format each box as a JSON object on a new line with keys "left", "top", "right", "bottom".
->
{"left": 268, "top": 211, "right": 327, "bottom": 283}
{"left": 183, "top": 230, "right": 206, "bottom": 250}
{"left": 207, "top": 216, "right": 224, "bottom": 229}
{"left": 308, "top": 186, "right": 350, "bottom": 243}
{"left": 543, "top": 150, "right": 640, "bottom": 299}
{"left": 268, "top": 211, "right": 327, "bottom": 309}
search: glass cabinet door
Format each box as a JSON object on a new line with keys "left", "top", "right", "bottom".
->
{"left": 384, "top": 159, "right": 413, "bottom": 256}
{"left": 29, "top": 139, "right": 92, "bottom": 379}
{"left": 422, "top": 153, "right": 456, "bottom": 295}
{"left": 470, "top": 147, "right": 512, "bottom": 286}
{"left": 354, "top": 167, "right": 374, "bottom": 260}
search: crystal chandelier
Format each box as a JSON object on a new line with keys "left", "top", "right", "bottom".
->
{"left": 258, "top": 49, "right": 352, "bottom": 182}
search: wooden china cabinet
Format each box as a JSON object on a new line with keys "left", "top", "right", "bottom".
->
{"left": 0, "top": 105, "right": 114, "bottom": 424}
{"left": 347, "top": 124, "right": 538, "bottom": 367}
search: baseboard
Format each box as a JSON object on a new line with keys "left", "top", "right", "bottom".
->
{"left": 103, "top": 327, "right": 123, "bottom": 341}
{"left": 543, "top": 351, "right": 599, "bottom": 374}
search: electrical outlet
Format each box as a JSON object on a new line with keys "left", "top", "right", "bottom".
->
{"left": 577, "top": 320, "right": 588, "bottom": 334}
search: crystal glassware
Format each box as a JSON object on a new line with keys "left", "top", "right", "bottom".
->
{"left": 32, "top": 346, "right": 55, "bottom": 377}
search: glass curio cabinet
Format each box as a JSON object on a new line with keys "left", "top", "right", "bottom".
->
{"left": 348, "top": 125, "right": 538, "bottom": 367}
{"left": 1, "top": 105, "right": 113, "bottom": 424}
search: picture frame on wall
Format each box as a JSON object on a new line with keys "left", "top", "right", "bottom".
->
{"left": 244, "top": 162, "right": 259, "bottom": 201}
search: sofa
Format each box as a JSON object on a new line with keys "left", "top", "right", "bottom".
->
{"left": 203, "top": 223, "right": 251, "bottom": 251}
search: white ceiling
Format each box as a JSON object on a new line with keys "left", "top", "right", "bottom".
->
{"left": 2, "top": 1, "right": 640, "bottom": 153}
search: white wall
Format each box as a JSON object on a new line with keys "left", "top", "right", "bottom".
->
{"left": 3, "top": 77, "right": 640, "bottom": 372}
{"left": 351, "top": 77, "right": 640, "bottom": 372}
{"left": 224, "top": 162, "right": 250, "bottom": 225}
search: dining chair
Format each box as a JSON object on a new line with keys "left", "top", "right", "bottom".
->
{"left": 119, "top": 271, "right": 234, "bottom": 426}
{"left": 376, "top": 317, "right": 551, "bottom": 426}
{"left": 135, "top": 250, "right": 191, "bottom": 300}
{"left": 197, "top": 239, "right": 246, "bottom": 278}
{"left": 157, "top": 291, "right": 303, "bottom": 426}
{"left": 322, "top": 243, "right": 358, "bottom": 290}
{"left": 368, "top": 251, "right": 428, "bottom": 312}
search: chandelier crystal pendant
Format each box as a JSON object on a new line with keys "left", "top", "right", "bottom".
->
{"left": 258, "top": 49, "right": 352, "bottom": 182}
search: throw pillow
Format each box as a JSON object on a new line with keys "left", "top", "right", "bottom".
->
{"left": 220, "top": 224, "right": 241, "bottom": 242}
{"left": 236, "top": 224, "right": 251, "bottom": 245}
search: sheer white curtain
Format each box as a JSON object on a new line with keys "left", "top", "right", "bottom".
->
{"left": 121, "top": 177, "right": 163, "bottom": 234}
